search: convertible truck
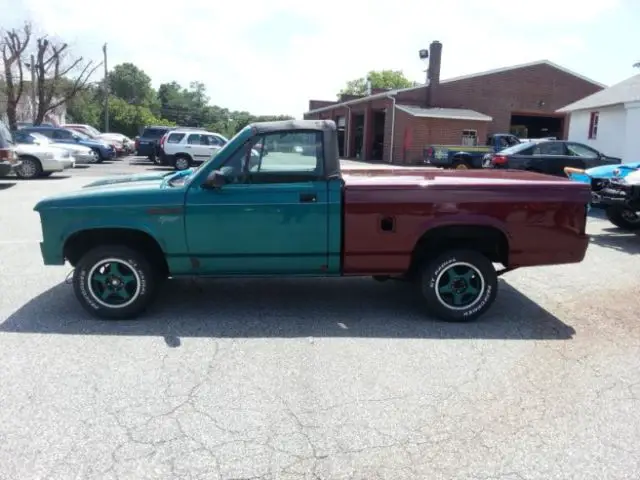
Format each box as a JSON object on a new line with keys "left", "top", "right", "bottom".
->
{"left": 34, "top": 120, "right": 591, "bottom": 322}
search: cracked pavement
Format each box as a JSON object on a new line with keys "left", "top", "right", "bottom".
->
{"left": 0, "top": 162, "right": 639, "bottom": 479}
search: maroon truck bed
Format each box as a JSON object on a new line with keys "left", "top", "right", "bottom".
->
{"left": 340, "top": 169, "right": 591, "bottom": 275}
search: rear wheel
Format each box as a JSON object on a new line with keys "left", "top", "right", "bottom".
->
{"left": 605, "top": 206, "right": 640, "bottom": 230}
{"left": 73, "top": 245, "right": 159, "bottom": 320}
{"left": 452, "top": 158, "right": 471, "bottom": 170}
{"left": 15, "top": 156, "right": 43, "bottom": 179}
{"left": 419, "top": 249, "right": 498, "bottom": 322}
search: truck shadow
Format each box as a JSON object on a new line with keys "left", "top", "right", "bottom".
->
{"left": 589, "top": 228, "right": 640, "bottom": 254}
{"left": 1, "top": 278, "right": 574, "bottom": 343}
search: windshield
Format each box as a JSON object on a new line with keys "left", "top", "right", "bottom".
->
{"left": 86, "top": 126, "right": 101, "bottom": 137}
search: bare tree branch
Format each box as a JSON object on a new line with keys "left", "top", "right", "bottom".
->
{"left": 0, "top": 23, "right": 32, "bottom": 130}
{"left": 34, "top": 36, "right": 101, "bottom": 124}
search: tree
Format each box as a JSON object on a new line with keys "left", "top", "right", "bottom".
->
{"left": 339, "top": 69, "right": 418, "bottom": 97}
{"left": 33, "top": 36, "right": 101, "bottom": 125}
{"left": 0, "top": 23, "right": 32, "bottom": 130}
{"left": 108, "top": 63, "right": 156, "bottom": 107}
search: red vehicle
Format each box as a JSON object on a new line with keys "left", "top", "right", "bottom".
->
{"left": 34, "top": 120, "right": 591, "bottom": 321}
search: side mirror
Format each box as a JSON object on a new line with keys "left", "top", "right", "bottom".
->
{"left": 202, "top": 170, "right": 227, "bottom": 189}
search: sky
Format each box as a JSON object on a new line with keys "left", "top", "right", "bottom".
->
{"left": 3, "top": 0, "right": 640, "bottom": 118}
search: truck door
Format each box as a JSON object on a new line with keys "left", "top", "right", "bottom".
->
{"left": 184, "top": 130, "right": 330, "bottom": 275}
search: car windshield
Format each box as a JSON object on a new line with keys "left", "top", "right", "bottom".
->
{"left": 86, "top": 126, "right": 101, "bottom": 137}
{"left": 499, "top": 142, "right": 533, "bottom": 155}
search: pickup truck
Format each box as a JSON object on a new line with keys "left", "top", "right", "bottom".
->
{"left": 423, "top": 133, "right": 522, "bottom": 169}
{"left": 34, "top": 120, "right": 591, "bottom": 322}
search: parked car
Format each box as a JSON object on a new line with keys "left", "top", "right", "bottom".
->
{"left": 64, "top": 124, "right": 127, "bottom": 156}
{"left": 136, "top": 125, "right": 175, "bottom": 162}
{"left": 0, "top": 120, "right": 19, "bottom": 177}
{"left": 63, "top": 124, "right": 102, "bottom": 138}
{"left": 14, "top": 140, "right": 74, "bottom": 179}
{"left": 565, "top": 163, "right": 640, "bottom": 229}
{"left": 20, "top": 126, "right": 115, "bottom": 162}
{"left": 423, "top": 133, "right": 523, "bottom": 169}
{"left": 159, "top": 129, "right": 228, "bottom": 170}
{"left": 33, "top": 119, "right": 591, "bottom": 322}
{"left": 483, "top": 140, "right": 621, "bottom": 175}
{"left": 13, "top": 131, "right": 98, "bottom": 164}
{"left": 99, "top": 133, "right": 135, "bottom": 155}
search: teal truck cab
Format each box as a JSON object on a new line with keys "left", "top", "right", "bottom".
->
{"left": 423, "top": 133, "right": 522, "bottom": 170}
{"left": 34, "top": 120, "right": 591, "bottom": 322}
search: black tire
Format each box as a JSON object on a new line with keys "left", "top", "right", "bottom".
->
{"left": 605, "top": 206, "right": 640, "bottom": 231}
{"left": 419, "top": 249, "right": 498, "bottom": 322}
{"left": 41, "top": 172, "right": 53, "bottom": 177}
{"left": 73, "top": 245, "right": 159, "bottom": 320}
{"left": 451, "top": 158, "right": 471, "bottom": 170}
{"left": 174, "top": 154, "right": 192, "bottom": 171}
{"left": 15, "top": 156, "right": 43, "bottom": 179}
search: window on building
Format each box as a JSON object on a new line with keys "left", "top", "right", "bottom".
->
{"left": 588, "top": 111, "right": 599, "bottom": 139}
{"left": 461, "top": 129, "right": 478, "bottom": 146}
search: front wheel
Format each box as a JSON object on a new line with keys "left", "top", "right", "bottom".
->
{"left": 419, "top": 249, "right": 498, "bottom": 322}
{"left": 605, "top": 206, "right": 640, "bottom": 231}
{"left": 15, "top": 157, "right": 43, "bottom": 179}
{"left": 92, "top": 149, "right": 104, "bottom": 163}
{"left": 73, "top": 245, "right": 159, "bottom": 320}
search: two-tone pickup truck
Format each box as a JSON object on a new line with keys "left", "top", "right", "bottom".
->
{"left": 34, "top": 120, "right": 591, "bottom": 322}
{"left": 423, "top": 133, "right": 523, "bottom": 169}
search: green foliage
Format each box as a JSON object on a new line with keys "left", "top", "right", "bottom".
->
{"left": 67, "top": 62, "right": 295, "bottom": 138}
{"left": 339, "top": 69, "right": 419, "bottom": 97}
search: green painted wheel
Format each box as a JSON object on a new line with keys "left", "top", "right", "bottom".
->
{"left": 73, "top": 245, "right": 159, "bottom": 320}
{"left": 87, "top": 258, "right": 142, "bottom": 309}
{"left": 434, "top": 262, "right": 484, "bottom": 310}
{"left": 420, "top": 249, "right": 498, "bottom": 322}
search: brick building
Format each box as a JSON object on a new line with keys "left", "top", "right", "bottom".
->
{"left": 303, "top": 41, "right": 606, "bottom": 164}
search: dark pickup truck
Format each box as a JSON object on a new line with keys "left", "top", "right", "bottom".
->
{"left": 423, "top": 133, "right": 522, "bottom": 169}
{"left": 34, "top": 120, "right": 591, "bottom": 322}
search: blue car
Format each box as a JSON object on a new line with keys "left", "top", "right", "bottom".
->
{"left": 20, "top": 126, "right": 115, "bottom": 162}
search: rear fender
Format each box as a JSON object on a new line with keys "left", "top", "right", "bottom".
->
{"left": 415, "top": 214, "right": 510, "bottom": 243}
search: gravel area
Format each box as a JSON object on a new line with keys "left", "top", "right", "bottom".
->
{"left": 0, "top": 160, "right": 639, "bottom": 479}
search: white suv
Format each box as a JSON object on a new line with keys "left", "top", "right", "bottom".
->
{"left": 160, "top": 129, "right": 227, "bottom": 171}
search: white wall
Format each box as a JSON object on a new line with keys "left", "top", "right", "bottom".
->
{"left": 623, "top": 101, "right": 640, "bottom": 164}
{"left": 567, "top": 105, "right": 627, "bottom": 160}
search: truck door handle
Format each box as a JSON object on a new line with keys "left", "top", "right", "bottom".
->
{"left": 299, "top": 193, "right": 317, "bottom": 203}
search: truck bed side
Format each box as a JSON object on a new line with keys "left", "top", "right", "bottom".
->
{"left": 340, "top": 170, "right": 590, "bottom": 275}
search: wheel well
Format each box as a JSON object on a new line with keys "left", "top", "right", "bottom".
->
{"left": 408, "top": 225, "right": 509, "bottom": 278}
{"left": 175, "top": 152, "right": 192, "bottom": 160}
{"left": 63, "top": 228, "right": 169, "bottom": 274}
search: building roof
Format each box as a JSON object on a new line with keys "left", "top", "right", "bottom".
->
{"left": 556, "top": 74, "right": 640, "bottom": 113}
{"left": 305, "top": 60, "right": 606, "bottom": 116}
{"left": 396, "top": 105, "right": 492, "bottom": 122}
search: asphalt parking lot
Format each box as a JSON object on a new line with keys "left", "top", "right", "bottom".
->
{"left": 1, "top": 157, "right": 639, "bottom": 479}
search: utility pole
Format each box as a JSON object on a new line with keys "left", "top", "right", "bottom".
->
{"left": 103, "top": 43, "right": 109, "bottom": 132}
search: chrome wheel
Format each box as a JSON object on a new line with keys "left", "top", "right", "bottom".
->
{"left": 16, "top": 158, "right": 41, "bottom": 179}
